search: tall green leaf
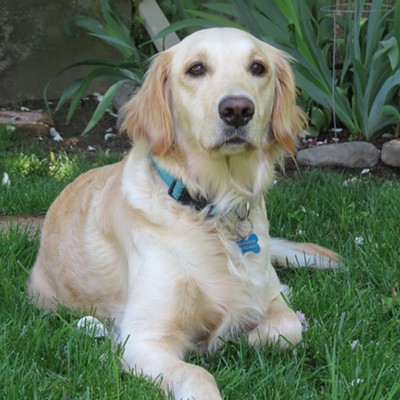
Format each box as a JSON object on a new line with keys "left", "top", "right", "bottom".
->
{"left": 81, "top": 80, "right": 129, "bottom": 135}
{"left": 366, "top": 69, "right": 400, "bottom": 138}
{"left": 45, "top": 0, "right": 150, "bottom": 135}
{"left": 365, "top": 0, "right": 384, "bottom": 64}
{"left": 65, "top": 68, "right": 127, "bottom": 122}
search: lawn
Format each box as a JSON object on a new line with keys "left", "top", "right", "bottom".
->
{"left": 1, "top": 127, "right": 399, "bottom": 399}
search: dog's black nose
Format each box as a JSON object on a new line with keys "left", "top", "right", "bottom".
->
{"left": 218, "top": 96, "right": 255, "bottom": 128}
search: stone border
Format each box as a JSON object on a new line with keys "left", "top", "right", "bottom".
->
{"left": 296, "top": 140, "right": 400, "bottom": 169}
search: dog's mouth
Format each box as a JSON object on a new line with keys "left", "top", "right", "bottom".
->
{"left": 206, "top": 127, "right": 256, "bottom": 154}
{"left": 223, "top": 126, "right": 248, "bottom": 144}
{"left": 223, "top": 136, "right": 247, "bottom": 146}
{"left": 217, "top": 127, "right": 256, "bottom": 151}
{"left": 211, "top": 136, "right": 256, "bottom": 154}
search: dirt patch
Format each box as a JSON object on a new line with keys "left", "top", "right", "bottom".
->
{"left": 0, "top": 215, "right": 44, "bottom": 234}
{"left": 2, "top": 95, "right": 132, "bottom": 154}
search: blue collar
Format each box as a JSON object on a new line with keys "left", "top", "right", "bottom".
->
{"left": 152, "top": 159, "right": 216, "bottom": 216}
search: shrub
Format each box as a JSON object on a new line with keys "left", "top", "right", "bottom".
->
{"left": 44, "top": 0, "right": 153, "bottom": 135}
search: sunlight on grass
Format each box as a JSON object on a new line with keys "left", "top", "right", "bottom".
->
{"left": 0, "top": 127, "right": 123, "bottom": 215}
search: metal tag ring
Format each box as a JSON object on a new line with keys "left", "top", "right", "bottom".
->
{"left": 236, "top": 217, "right": 254, "bottom": 240}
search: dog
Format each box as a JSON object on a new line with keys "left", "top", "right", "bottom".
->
{"left": 28, "top": 28, "right": 339, "bottom": 400}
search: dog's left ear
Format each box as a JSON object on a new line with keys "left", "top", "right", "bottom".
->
{"left": 270, "top": 49, "right": 307, "bottom": 154}
{"left": 120, "top": 51, "right": 174, "bottom": 156}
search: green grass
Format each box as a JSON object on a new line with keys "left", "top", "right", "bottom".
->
{"left": 0, "top": 127, "right": 122, "bottom": 215}
{"left": 1, "top": 127, "right": 400, "bottom": 399}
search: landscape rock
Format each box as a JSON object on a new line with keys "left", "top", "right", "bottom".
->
{"left": 112, "top": 81, "right": 137, "bottom": 113}
{"left": 114, "top": 81, "right": 138, "bottom": 129}
{"left": 0, "top": 110, "right": 54, "bottom": 136}
{"left": 381, "top": 139, "right": 400, "bottom": 167}
{"left": 296, "top": 142, "right": 380, "bottom": 168}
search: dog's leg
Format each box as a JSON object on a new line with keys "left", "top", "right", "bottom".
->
{"left": 119, "top": 272, "right": 222, "bottom": 400}
{"left": 121, "top": 337, "right": 222, "bottom": 400}
{"left": 248, "top": 294, "right": 302, "bottom": 348}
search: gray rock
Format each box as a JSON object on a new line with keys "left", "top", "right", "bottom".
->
{"left": 114, "top": 81, "right": 138, "bottom": 129}
{"left": 113, "top": 81, "right": 137, "bottom": 113}
{"left": 296, "top": 142, "right": 380, "bottom": 168}
{"left": 381, "top": 139, "right": 400, "bottom": 167}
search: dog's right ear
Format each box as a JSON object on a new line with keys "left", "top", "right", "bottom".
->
{"left": 120, "top": 51, "right": 174, "bottom": 156}
{"left": 269, "top": 47, "right": 307, "bottom": 155}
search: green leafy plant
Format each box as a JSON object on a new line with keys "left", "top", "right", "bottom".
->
{"left": 44, "top": 0, "right": 152, "bottom": 135}
{"left": 335, "top": 0, "right": 400, "bottom": 139}
{"left": 160, "top": 0, "right": 400, "bottom": 139}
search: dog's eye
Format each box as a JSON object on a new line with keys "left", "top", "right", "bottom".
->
{"left": 250, "top": 62, "right": 267, "bottom": 76}
{"left": 187, "top": 63, "right": 207, "bottom": 77}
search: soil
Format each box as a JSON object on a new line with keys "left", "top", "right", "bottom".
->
{"left": 0, "top": 215, "right": 44, "bottom": 235}
{"left": 2, "top": 95, "right": 132, "bottom": 155}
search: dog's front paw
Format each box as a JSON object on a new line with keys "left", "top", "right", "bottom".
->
{"left": 248, "top": 298, "right": 302, "bottom": 348}
{"left": 172, "top": 365, "right": 222, "bottom": 400}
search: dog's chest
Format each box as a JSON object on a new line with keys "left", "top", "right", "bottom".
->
{"left": 161, "top": 213, "right": 271, "bottom": 345}
{"left": 130, "top": 198, "right": 274, "bottom": 347}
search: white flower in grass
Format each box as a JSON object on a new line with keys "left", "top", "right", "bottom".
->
{"left": 2, "top": 172, "right": 10, "bottom": 186}
{"left": 300, "top": 206, "right": 320, "bottom": 217}
{"left": 355, "top": 236, "right": 365, "bottom": 245}
{"left": 295, "top": 310, "right": 309, "bottom": 332}
{"left": 350, "top": 378, "right": 364, "bottom": 386}
{"left": 343, "top": 177, "right": 359, "bottom": 186}
{"left": 6, "top": 125, "right": 16, "bottom": 132}
{"left": 350, "top": 340, "right": 359, "bottom": 350}
{"left": 77, "top": 316, "right": 108, "bottom": 338}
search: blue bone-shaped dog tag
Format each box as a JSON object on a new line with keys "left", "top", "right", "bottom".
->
{"left": 237, "top": 233, "right": 261, "bottom": 255}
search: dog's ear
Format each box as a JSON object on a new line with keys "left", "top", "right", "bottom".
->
{"left": 270, "top": 49, "right": 307, "bottom": 154}
{"left": 120, "top": 51, "right": 174, "bottom": 156}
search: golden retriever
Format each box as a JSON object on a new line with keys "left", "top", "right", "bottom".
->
{"left": 28, "top": 28, "right": 339, "bottom": 399}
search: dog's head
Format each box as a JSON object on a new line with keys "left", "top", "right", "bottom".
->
{"left": 121, "top": 28, "right": 306, "bottom": 158}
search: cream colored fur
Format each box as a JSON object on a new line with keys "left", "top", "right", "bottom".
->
{"left": 28, "top": 28, "right": 339, "bottom": 400}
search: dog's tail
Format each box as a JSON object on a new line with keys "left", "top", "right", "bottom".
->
{"left": 270, "top": 238, "right": 340, "bottom": 269}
